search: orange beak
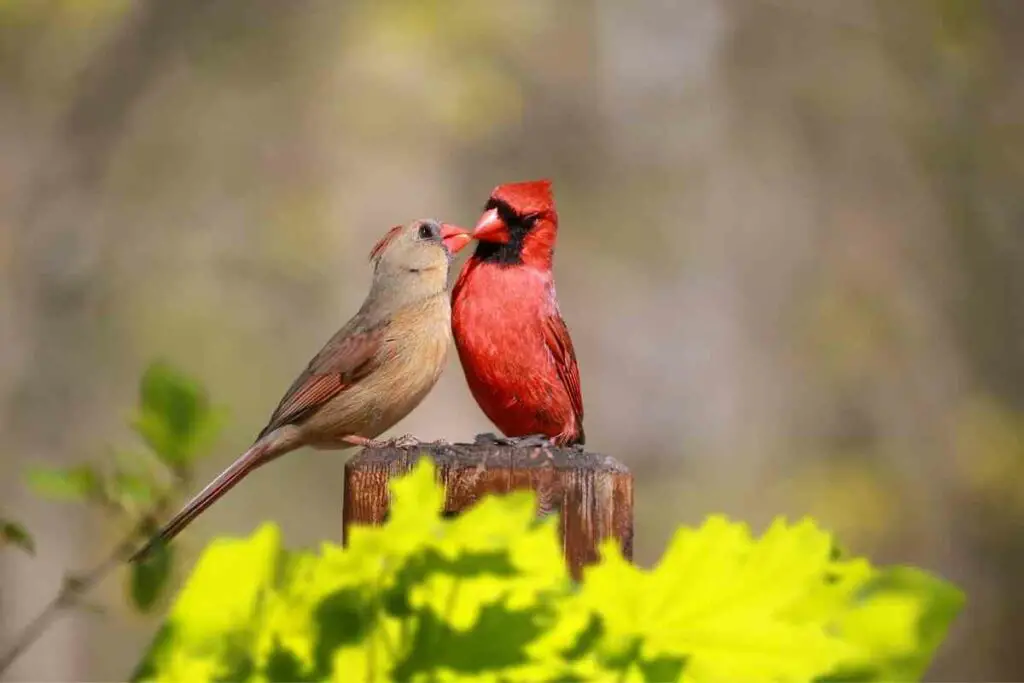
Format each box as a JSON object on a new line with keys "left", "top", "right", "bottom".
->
{"left": 440, "top": 223, "right": 472, "bottom": 254}
{"left": 471, "top": 208, "right": 511, "bottom": 244}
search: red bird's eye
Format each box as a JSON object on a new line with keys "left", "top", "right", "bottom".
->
{"left": 497, "top": 204, "right": 518, "bottom": 227}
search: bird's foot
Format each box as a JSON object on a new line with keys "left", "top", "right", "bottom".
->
{"left": 344, "top": 434, "right": 421, "bottom": 449}
{"left": 508, "top": 433, "right": 557, "bottom": 448}
{"left": 386, "top": 433, "right": 422, "bottom": 449}
{"left": 473, "top": 432, "right": 506, "bottom": 445}
{"left": 474, "top": 432, "right": 556, "bottom": 448}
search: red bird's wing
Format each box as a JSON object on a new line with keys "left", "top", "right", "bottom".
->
{"left": 258, "top": 320, "right": 389, "bottom": 437}
{"left": 543, "top": 312, "right": 584, "bottom": 425}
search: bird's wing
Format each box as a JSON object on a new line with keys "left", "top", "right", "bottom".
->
{"left": 258, "top": 318, "right": 389, "bottom": 438}
{"left": 543, "top": 311, "right": 584, "bottom": 424}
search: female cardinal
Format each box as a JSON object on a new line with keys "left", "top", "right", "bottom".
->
{"left": 131, "top": 219, "right": 471, "bottom": 560}
{"left": 451, "top": 179, "right": 585, "bottom": 447}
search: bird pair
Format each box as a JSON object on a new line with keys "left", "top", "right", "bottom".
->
{"left": 131, "top": 179, "right": 583, "bottom": 561}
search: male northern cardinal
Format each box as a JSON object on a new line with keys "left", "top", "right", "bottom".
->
{"left": 451, "top": 179, "right": 584, "bottom": 447}
{"left": 131, "top": 219, "right": 471, "bottom": 561}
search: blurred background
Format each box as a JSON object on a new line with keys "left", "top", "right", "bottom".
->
{"left": 1, "top": 0, "right": 1022, "bottom": 679}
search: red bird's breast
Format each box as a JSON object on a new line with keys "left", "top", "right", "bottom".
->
{"left": 451, "top": 259, "right": 584, "bottom": 445}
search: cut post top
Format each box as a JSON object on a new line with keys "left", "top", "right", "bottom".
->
{"left": 342, "top": 439, "right": 635, "bottom": 580}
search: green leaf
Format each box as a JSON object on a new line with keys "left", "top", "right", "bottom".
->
{"left": 138, "top": 362, "right": 205, "bottom": 437}
{"left": 132, "top": 524, "right": 283, "bottom": 682}
{"left": 134, "top": 464, "right": 963, "bottom": 683}
{"left": 132, "top": 361, "right": 220, "bottom": 468}
{"left": 572, "top": 517, "right": 849, "bottom": 680}
{"left": 130, "top": 541, "right": 174, "bottom": 613}
{"left": 25, "top": 464, "right": 103, "bottom": 502}
{"left": 0, "top": 518, "right": 35, "bottom": 555}
{"left": 850, "top": 566, "right": 965, "bottom": 680}
{"left": 392, "top": 604, "right": 544, "bottom": 680}
{"left": 111, "top": 469, "right": 158, "bottom": 508}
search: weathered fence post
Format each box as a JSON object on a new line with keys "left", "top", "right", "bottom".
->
{"left": 342, "top": 441, "right": 633, "bottom": 580}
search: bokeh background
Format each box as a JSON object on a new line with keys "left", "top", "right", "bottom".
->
{"left": 1, "top": 0, "right": 1022, "bottom": 679}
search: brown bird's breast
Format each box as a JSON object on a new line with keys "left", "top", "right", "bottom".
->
{"left": 303, "top": 293, "right": 451, "bottom": 444}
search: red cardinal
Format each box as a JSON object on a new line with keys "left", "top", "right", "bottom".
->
{"left": 451, "top": 179, "right": 584, "bottom": 446}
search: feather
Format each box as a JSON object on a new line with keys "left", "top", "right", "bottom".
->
{"left": 491, "top": 179, "right": 554, "bottom": 216}
{"left": 543, "top": 309, "right": 584, "bottom": 429}
{"left": 368, "top": 225, "right": 404, "bottom": 261}
{"left": 130, "top": 438, "right": 279, "bottom": 562}
{"left": 453, "top": 179, "right": 585, "bottom": 445}
{"left": 131, "top": 218, "right": 457, "bottom": 560}
{"left": 259, "top": 321, "right": 388, "bottom": 437}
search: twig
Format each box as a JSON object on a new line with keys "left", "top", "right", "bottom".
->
{"left": 0, "top": 494, "right": 175, "bottom": 676}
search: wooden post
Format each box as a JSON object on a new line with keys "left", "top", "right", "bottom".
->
{"left": 342, "top": 441, "right": 633, "bottom": 580}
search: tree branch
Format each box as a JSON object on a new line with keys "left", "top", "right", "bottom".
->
{"left": 0, "top": 494, "right": 175, "bottom": 676}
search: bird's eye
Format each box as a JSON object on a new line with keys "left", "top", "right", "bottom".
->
{"left": 418, "top": 223, "right": 437, "bottom": 240}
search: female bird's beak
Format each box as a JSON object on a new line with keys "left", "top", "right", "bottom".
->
{"left": 440, "top": 224, "right": 472, "bottom": 254}
{"left": 471, "top": 208, "right": 511, "bottom": 244}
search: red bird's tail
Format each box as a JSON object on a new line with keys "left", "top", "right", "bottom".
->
{"left": 129, "top": 437, "right": 284, "bottom": 563}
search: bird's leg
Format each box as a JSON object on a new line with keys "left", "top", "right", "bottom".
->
{"left": 342, "top": 434, "right": 421, "bottom": 449}
{"left": 341, "top": 434, "right": 379, "bottom": 448}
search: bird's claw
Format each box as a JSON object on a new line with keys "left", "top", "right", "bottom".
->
{"left": 473, "top": 432, "right": 555, "bottom": 448}
{"left": 507, "top": 434, "right": 556, "bottom": 448}
{"left": 347, "top": 433, "right": 422, "bottom": 449}
{"left": 473, "top": 432, "right": 506, "bottom": 445}
{"left": 382, "top": 433, "right": 421, "bottom": 449}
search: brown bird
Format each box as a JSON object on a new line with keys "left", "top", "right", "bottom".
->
{"left": 131, "top": 219, "right": 471, "bottom": 561}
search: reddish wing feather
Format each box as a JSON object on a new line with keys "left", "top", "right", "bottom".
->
{"left": 258, "top": 322, "right": 388, "bottom": 437}
{"left": 543, "top": 312, "right": 584, "bottom": 425}
{"left": 369, "top": 225, "right": 404, "bottom": 261}
{"left": 266, "top": 374, "right": 343, "bottom": 431}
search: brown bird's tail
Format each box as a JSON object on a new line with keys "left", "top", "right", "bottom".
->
{"left": 129, "top": 436, "right": 285, "bottom": 563}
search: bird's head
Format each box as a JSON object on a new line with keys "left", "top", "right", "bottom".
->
{"left": 467, "top": 179, "right": 559, "bottom": 268}
{"left": 368, "top": 219, "right": 471, "bottom": 296}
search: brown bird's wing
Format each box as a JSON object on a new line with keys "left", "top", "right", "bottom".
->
{"left": 258, "top": 319, "right": 389, "bottom": 438}
{"left": 543, "top": 312, "right": 584, "bottom": 426}
{"left": 132, "top": 318, "right": 390, "bottom": 563}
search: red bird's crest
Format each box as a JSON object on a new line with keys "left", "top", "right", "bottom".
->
{"left": 368, "top": 225, "right": 404, "bottom": 261}
{"left": 491, "top": 179, "right": 554, "bottom": 215}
